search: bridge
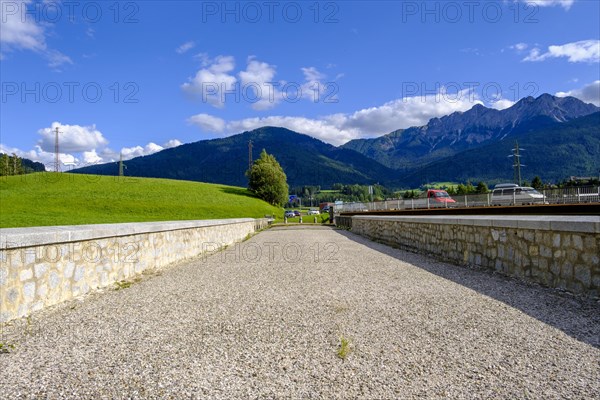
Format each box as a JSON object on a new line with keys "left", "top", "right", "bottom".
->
{"left": 1, "top": 224, "right": 598, "bottom": 398}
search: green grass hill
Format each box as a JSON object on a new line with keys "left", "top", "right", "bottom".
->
{"left": 0, "top": 173, "right": 282, "bottom": 228}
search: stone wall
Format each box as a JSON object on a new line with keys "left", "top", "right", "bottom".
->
{"left": 351, "top": 215, "right": 600, "bottom": 297}
{"left": 336, "top": 215, "right": 353, "bottom": 229}
{"left": 0, "top": 218, "right": 269, "bottom": 323}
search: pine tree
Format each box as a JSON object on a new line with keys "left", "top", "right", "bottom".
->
{"left": 531, "top": 176, "right": 543, "bottom": 190}
{"left": 476, "top": 181, "right": 489, "bottom": 194}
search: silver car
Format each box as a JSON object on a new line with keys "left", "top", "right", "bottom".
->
{"left": 492, "top": 184, "right": 545, "bottom": 205}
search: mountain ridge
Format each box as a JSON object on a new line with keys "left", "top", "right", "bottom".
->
{"left": 72, "top": 126, "right": 399, "bottom": 187}
{"left": 396, "top": 111, "right": 600, "bottom": 187}
{"left": 342, "top": 94, "right": 599, "bottom": 170}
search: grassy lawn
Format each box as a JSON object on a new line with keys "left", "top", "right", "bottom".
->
{"left": 0, "top": 173, "right": 283, "bottom": 228}
{"left": 281, "top": 212, "right": 330, "bottom": 224}
{"left": 422, "top": 182, "right": 459, "bottom": 189}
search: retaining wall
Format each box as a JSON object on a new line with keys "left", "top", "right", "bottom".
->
{"left": 0, "top": 218, "right": 269, "bottom": 323}
{"left": 350, "top": 215, "right": 600, "bottom": 296}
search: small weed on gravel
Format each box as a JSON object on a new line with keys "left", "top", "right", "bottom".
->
{"left": 337, "top": 336, "right": 351, "bottom": 360}
{"left": 0, "top": 342, "right": 16, "bottom": 353}
{"left": 115, "top": 278, "right": 139, "bottom": 290}
{"left": 25, "top": 316, "right": 33, "bottom": 335}
{"left": 115, "top": 281, "right": 133, "bottom": 290}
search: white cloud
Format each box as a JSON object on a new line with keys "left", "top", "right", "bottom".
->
{"left": 5, "top": 121, "right": 181, "bottom": 169}
{"left": 0, "top": 0, "right": 45, "bottom": 52}
{"left": 188, "top": 88, "right": 483, "bottom": 145}
{"left": 182, "top": 55, "right": 342, "bottom": 109}
{"left": 163, "top": 139, "right": 182, "bottom": 148}
{"left": 239, "top": 57, "right": 281, "bottom": 110}
{"left": 0, "top": 0, "right": 72, "bottom": 67}
{"left": 181, "top": 55, "right": 237, "bottom": 108}
{"left": 187, "top": 113, "right": 226, "bottom": 132}
{"left": 120, "top": 143, "right": 164, "bottom": 159}
{"left": 176, "top": 41, "right": 196, "bottom": 54}
{"left": 46, "top": 49, "right": 73, "bottom": 68}
{"left": 510, "top": 43, "right": 528, "bottom": 51}
{"left": 145, "top": 142, "right": 164, "bottom": 154}
{"left": 37, "top": 122, "right": 108, "bottom": 153}
{"left": 82, "top": 149, "right": 103, "bottom": 164}
{"left": 0, "top": 143, "right": 75, "bottom": 169}
{"left": 300, "top": 66, "right": 336, "bottom": 103}
{"left": 520, "top": 0, "right": 575, "bottom": 10}
{"left": 524, "top": 40, "right": 600, "bottom": 63}
{"left": 556, "top": 80, "right": 600, "bottom": 106}
{"left": 489, "top": 99, "right": 516, "bottom": 110}
{"left": 102, "top": 142, "right": 168, "bottom": 162}
{"left": 301, "top": 67, "right": 326, "bottom": 82}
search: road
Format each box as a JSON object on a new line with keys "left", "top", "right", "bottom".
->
{"left": 1, "top": 226, "right": 598, "bottom": 399}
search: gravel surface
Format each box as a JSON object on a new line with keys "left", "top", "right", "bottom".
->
{"left": 1, "top": 225, "right": 599, "bottom": 399}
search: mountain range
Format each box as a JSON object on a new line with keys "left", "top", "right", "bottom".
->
{"left": 72, "top": 94, "right": 599, "bottom": 188}
{"left": 73, "top": 127, "right": 398, "bottom": 187}
{"left": 342, "top": 94, "right": 599, "bottom": 171}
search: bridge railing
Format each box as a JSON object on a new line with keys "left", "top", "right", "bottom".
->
{"left": 334, "top": 185, "right": 600, "bottom": 213}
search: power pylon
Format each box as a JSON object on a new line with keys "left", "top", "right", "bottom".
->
{"left": 509, "top": 140, "right": 525, "bottom": 186}
{"left": 119, "top": 152, "right": 125, "bottom": 176}
{"left": 54, "top": 126, "right": 61, "bottom": 172}
{"left": 248, "top": 140, "right": 253, "bottom": 169}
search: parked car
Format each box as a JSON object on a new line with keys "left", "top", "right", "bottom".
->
{"left": 293, "top": 210, "right": 301, "bottom": 216}
{"left": 284, "top": 211, "right": 295, "bottom": 218}
{"left": 308, "top": 209, "right": 320, "bottom": 215}
{"left": 491, "top": 183, "right": 545, "bottom": 205}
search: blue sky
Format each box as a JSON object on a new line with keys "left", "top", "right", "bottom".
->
{"left": 1, "top": 0, "right": 599, "bottom": 168}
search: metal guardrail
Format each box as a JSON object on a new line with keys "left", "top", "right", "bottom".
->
{"left": 334, "top": 186, "right": 600, "bottom": 213}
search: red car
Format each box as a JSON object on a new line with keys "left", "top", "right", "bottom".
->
{"left": 426, "top": 189, "right": 456, "bottom": 203}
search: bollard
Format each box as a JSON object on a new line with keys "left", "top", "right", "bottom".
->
{"left": 299, "top": 216, "right": 302, "bottom": 224}
{"left": 284, "top": 217, "right": 287, "bottom": 224}
{"left": 314, "top": 216, "right": 317, "bottom": 224}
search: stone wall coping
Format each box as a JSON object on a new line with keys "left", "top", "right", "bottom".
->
{"left": 0, "top": 219, "right": 257, "bottom": 249}
{"left": 351, "top": 215, "right": 600, "bottom": 233}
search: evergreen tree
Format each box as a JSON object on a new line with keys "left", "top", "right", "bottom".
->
{"left": 531, "top": 176, "right": 543, "bottom": 190}
{"left": 465, "top": 181, "right": 475, "bottom": 194}
{"left": 0, "top": 153, "right": 25, "bottom": 176}
{"left": 475, "top": 181, "right": 489, "bottom": 194}
{"left": 0, "top": 153, "right": 8, "bottom": 176}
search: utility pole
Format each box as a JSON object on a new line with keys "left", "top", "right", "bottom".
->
{"left": 119, "top": 152, "right": 125, "bottom": 177}
{"left": 510, "top": 140, "right": 525, "bottom": 186}
{"left": 248, "top": 140, "right": 253, "bottom": 170}
{"left": 54, "top": 126, "right": 61, "bottom": 172}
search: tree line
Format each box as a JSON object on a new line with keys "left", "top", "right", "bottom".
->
{"left": 1, "top": 153, "right": 24, "bottom": 176}
{"left": 0, "top": 153, "right": 46, "bottom": 176}
{"left": 242, "top": 149, "right": 598, "bottom": 208}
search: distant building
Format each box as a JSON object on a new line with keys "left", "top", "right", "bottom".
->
{"left": 319, "top": 202, "right": 333, "bottom": 211}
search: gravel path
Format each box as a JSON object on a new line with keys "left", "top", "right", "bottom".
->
{"left": 1, "top": 226, "right": 599, "bottom": 399}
